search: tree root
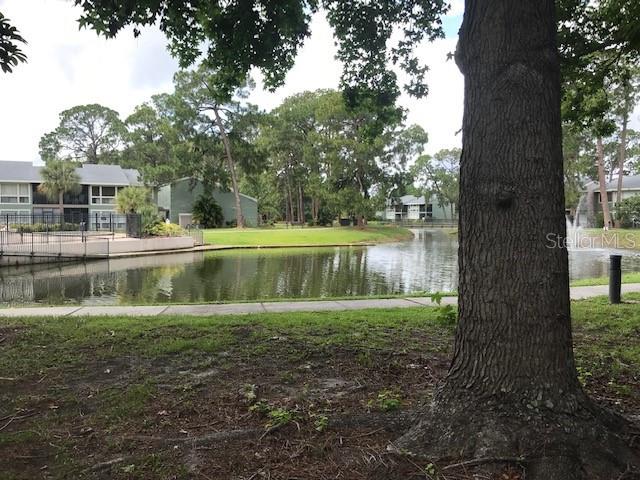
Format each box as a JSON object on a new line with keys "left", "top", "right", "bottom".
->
{"left": 390, "top": 400, "right": 640, "bottom": 480}
{"left": 125, "top": 428, "right": 261, "bottom": 447}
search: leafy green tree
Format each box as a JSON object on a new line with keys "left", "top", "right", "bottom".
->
{"left": 149, "top": 92, "right": 229, "bottom": 190}
{"left": 121, "top": 103, "right": 182, "bottom": 187}
{"left": 37, "top": 160, "right": 81, "bottom": 216}
{"left": 0, "top": 12, "right": 26, "bottom": 73}
{"left": 259, "top": 90, "right": 326, "bottom": 224}
{"left": 383, "top": 125, "right": 429, "bottom": 199}
{"left": 412, "top": 148, "right": 460, "bottom": 220}
{"left": 239, "top": 171, "right": 281, "bottom": 225}
{"left": 192, "top": 194, "right": 224, "bottom": 228}
{"left": 562, "top": 126, "right": 596, "bottom": 212}
{"left": 609, "top": 65, "right": 640, "bottom": 224}
{"left": 616, "top": 195, "right": 640, "bottom": 227}
{"left": 39, "top": 104, "right": 127, "bottom": 164}
{"left": 169, "top": 65, "right": 264, "bottom": 228}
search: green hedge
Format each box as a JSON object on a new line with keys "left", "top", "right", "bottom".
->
{"left": 144, "top": 222, "right": 185, "bottom": 237}
{"left": 11, "top": 223, "right": 81, "bottom": 233}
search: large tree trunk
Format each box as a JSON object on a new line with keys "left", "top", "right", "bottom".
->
{"left": 393, "top": 1, "right": 637, "bottom": 478}
{"left": 597, "top": 137, "right": 612, "bottom": 229}
{"left": 615, "top": 97, "right": 630, "bottom": 227}
{"left": 311, "top": 197, "right": 319, "bottom": 224}
{"left": 212, "top": 108, "right": 245, "bottom": 228}
{"left": 298, "top": 184, "right": 304, "bottom": 225}
{"left": 59, "top": 191, "right": 64, "bottom": 222}
{"left": 286, "top": 180, "right": 295, "bottom": 224}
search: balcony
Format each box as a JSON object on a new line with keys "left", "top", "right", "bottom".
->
{"left": 31, "top": 184, "right": 90, "bottom": 205}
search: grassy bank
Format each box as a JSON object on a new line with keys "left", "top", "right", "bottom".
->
{"left": 203, "top": 225, "right": 413, "bottom": 246}
{"left": 580, "top": 228, "right": 640, "bottom": 251}
{"left": 571, "top": 272, "right": 640, "bottom": 287}
{"left": 1, "top": 295, "right": 638, "bottom": 479}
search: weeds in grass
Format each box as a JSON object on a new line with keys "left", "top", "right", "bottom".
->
{"left": 369, "top": 390, "right": 401, "bottom": 412}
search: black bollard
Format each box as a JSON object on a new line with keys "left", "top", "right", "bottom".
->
{"left": 609, "top": 255, "right": 622, "bottom": 304}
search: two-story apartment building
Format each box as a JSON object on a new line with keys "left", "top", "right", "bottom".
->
{"left": 0, "top": 161, "right": 141, "bottom": 229}
{"left": 575, "top": 175, "right": 640, "bottom": 227}
{"left": 382, "top": 194, "right": 457, "bottom": 222}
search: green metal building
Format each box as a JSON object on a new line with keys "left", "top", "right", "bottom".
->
{"left": 157, "top": 178, "right": 258, "bottom": 227}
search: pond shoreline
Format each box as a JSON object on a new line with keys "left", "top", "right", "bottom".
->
{"left": 0, "top": 283, "right": 640, "bottom": 318}
{"left": 107, "top": 241, "right": 382, "bottom": 259}
{"left": 3, "top": 284, "right": 640, "bottom": 315}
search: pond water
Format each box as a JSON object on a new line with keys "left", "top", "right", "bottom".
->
{"left": 2, "top": 229, "right": 640, "bottom": 306}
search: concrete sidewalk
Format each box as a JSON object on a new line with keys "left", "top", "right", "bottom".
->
{"left": 1, "top": 284, "right": 639, "bottom": 318}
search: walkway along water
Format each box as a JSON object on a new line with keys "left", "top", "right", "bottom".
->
{"left": 1, "top": 283, "right": 639, "bottom": 317}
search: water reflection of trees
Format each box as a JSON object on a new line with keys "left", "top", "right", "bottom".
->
{"left": 5, "top": 233, "right": 639, "bottom": 305}
{"left": 164, "top": 248, "right": 392, "bottom": 302}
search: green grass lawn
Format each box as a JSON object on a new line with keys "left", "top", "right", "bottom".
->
{"left": 570, "top": 272, "right": 640, "bottom": 287}
{"left": 0, "top": 295, "right": 638, "bottom": 479}
{"left": 203, "top": 225, "right": 413, "bottom": 246}
{"left": 580, "top": 228, "right": 640, "bottom": 251}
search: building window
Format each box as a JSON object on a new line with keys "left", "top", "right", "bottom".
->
{"left": 90, "top": 211, "right": 125, "bottom": 230}
{"left": 91, "top": 186, "right": 121, "bottom": 205}
{"left": 426, "top": 204, "right": 433, "bottom": 218}
{"left": 0, "top": 183, "right": 30, "bottom": 204}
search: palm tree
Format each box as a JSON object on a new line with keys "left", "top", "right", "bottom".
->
{"left": 115, "top": 186, "right": 151, "bottom": 214}
{"left": 38, "top": 160, "right": 81, "bottom": 220}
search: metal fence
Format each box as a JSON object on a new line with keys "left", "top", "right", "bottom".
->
{"left": 1, "top": 213, "right": 202, "bottom": 263}
{"left": 186, "top": 226, "right": 204, "bottom": 246}
{"left": 0, "top": 230, "right": 110, "bottom": 259}
{"left": 0, "top": 212, "right": 130, "bottom": 234}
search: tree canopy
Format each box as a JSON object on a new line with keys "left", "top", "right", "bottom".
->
{"left": 39, "top": 104, "right": 127, "bottom": 164}
{"left": 0, "top": 11, "right": 26, "bottom": 73}
{"left": 72, "top": 0, "right": 448, "bottom": 105}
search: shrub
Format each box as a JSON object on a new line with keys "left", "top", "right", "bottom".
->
{"left": 192, "top": 195, "right": 224, "bottom": 228}
{"left": 144, "top": 222, "right": 185, "bottom": 237}
{"left": 139, "top": 204, "right": 162, "bottom": 233}
{"left": 616, "top": 196, "right": 640, "bottom": 228}
{"left": 594, "top": 212, "right": 604, "bottom": 228}
{"left": 12, "top": 222, "right": 80, "bottom": 233}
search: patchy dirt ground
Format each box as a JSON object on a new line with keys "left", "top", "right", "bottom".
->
{"left": 0, "top": 303, "right": 639, "bottom": 480}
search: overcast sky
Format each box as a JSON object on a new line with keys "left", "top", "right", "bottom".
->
{"left": 0, "top": 0, "right": 466, "bottom": 164}
{"left": 14, "top": 0, "right": 640, "bottom": 167}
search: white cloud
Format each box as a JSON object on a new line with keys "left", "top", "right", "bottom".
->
{"left": 249, "top": 14, "right": 342, "bottom": 111}
{"left": 399, "top": 37, "right": 463, "bottom": 154}
{"left": 0, "top": 2, "right": 463, "bottom": 164}
{"left": 448, "top": 0, "right": 465, "bottom": 17}
{"left": 0, "top": 0, "right": 178, "bottom": 164}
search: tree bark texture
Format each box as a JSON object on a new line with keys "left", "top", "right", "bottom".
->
{"left": 393, "top": 1, "right": 638, "bottom": 477}
{"left": 212, "top": 108, "right": 245, "bottom": 228}
{"left": 449, "top": 0, "right": 577, "bottom": 405}
{"left": 597, "top": 137, "right": 612, "bottom": 228}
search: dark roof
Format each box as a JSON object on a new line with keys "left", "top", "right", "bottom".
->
{"left": 76, "top": 164, "right": 132, "bottom": 185}
{"left": 605, "top": 175, "right": 640, "bottom": 191}
{"left": 0, "top": 161, "right": 141, "bottom": 186}
{"left": 0, "top": 161, "right": 42, "bottom": 182}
